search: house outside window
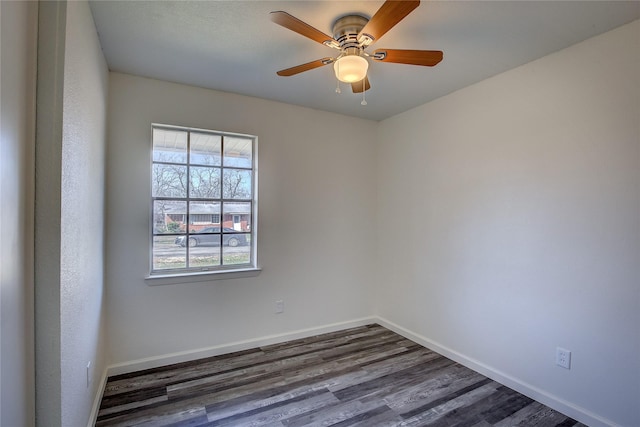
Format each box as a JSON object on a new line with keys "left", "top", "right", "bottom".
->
{"left": 151, "top": 124, "right": 257, "bottom": 275}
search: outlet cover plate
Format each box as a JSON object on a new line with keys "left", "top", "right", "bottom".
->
{"left": 556, "top": 347, "right": 571, "bottom": 369}
{"left": 275, "top": 300, "right": 284, "bottom": 314}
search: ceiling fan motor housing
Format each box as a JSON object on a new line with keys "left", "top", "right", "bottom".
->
{"left": 332, "top": 15, "right": 369, "bottom": 53}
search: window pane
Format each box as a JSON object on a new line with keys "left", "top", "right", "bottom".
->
{"left": 188, "top": 202, "right": 220, "bottom": 228}
{"left": 223, "top": 236, "right": 251, "bottom": 265}
{"left": 152, "top": 164, "right": 187, "bottom": 197}
{"left": 224, "top": 136, "right": 252, "bottom": 168}
{"left": 189, "top": 248, "right": 221, "bottom": 268}
{"left": 223, "top": 202, "right": 251, "bottom": 231}
{"left": 190, "top": 132, "right": 221, "bottom": 166}
{"left": 222, "top": 169, "right": 252, "bottom": 199}
{"left": 186, "top": 229, "right": 221, "bottom": 247}
{"left": 189, "top": 166, "right": 221, "bottom": 198}
{"left": 153, "top": 200, "right": 186, "bottom": 233}
{"left": 153, "top": 128, "right": 187, "bottom": 163}
{"left": 153, "top": 235, "right": 186, "bottom": 270}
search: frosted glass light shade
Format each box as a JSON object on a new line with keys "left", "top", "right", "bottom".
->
{"left": 334, "top": 55, "right": 368, "bottom": 83}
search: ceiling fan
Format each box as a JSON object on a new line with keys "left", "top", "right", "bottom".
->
{"left": 270, "top": 0, "right": 443, "bottom": 94}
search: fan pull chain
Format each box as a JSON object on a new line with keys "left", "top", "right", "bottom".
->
{"left": 335, "top": 61, "right": 341, "bottom": 94}
{"left": 361, "top": 78, "right": 367, "bottom": 106}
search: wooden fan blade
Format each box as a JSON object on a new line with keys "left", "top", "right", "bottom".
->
{"left": 358, "top": 0, "right": 420, "bottom": 45}
{"left": 271, "top": 11, "right": 337, "bottom": 47}
{"left": 372, "top": 49, "right": 443, "bottom": 66}
{"left": 276, "top": 58, "right": 334, "bottom": 77}
{"left": 351, "top": 76, "right": 371, "bottom": 93}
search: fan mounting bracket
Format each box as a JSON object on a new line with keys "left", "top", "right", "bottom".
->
{"left": 372, "top": 51, "right": 386, "bottom": 61}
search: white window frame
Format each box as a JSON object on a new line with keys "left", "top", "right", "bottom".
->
{"left": 147, "top": 124, "right": 259, "bottom": 282}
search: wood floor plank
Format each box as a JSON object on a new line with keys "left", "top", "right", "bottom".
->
{"left": 208, "top": 390, "right": 339, "bottom": 426}
{"left": 168, "top": 368, "right": 284, "bottom": 401}
{"left": 333, "top": 405, "right": 404, "bottom": 427}
{"left": 134, "top": 406, "right": 208, "bottom": 427}
{"left": 335, "top": 357, "right": 456, "bottom": 403}
{"left": 100, "top": 385, "right": 167, "bottom": 410}
{"left": 281, "top": 398, "right": 384, "bottom": 427}
{"left": 395, "top": 377, "right": 495, "bottom": 420}
{"left": 396, "top": 381, "right": 502, "bottom": 426}
{"left": 384, "top": 365, "right": 489, "bottom": 414}
{"left": 519, "top": 405, "right": 578, "bottom": 427}
{"left": 492, "top": 401, "right": 549, "bottom": 427}
{"left": 97, "top": 325, "right": 582, "bottom": 427}
{"left": 103, "top": 350, "right": 269, "bottom": 398}
{"left": 97, "top": 394, "right": 168, "bottom": 419}
{"left": 420, "top": 385, "right": 533, "bottom": 427}
{"left": 97, "top": 375, "right": 290, "bottom": 426}
{"left": 205, "top": 384, "right": 330, "bottom": 423}
{"left": 327, "top": 350, "right": 445, "bottom": 395}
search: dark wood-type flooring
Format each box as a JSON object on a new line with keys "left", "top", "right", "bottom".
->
{"left": 97, "top": 324, "right": 586, "bottom": 426}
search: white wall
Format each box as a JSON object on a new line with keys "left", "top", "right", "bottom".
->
{"left": 105, "top": 73, "right": 377, "bottom": 366}
{"left": 0, "top": 1, "right": 37, "bottom": 426}
{"left": 376, "top": 20, "right": 639, "bottom": 427}
{"left": 60, "top": 2, "right": 110, "bottom": 425}
{"left": 104, "top": 18, "right": 637, "bottom": 427}
{"left": 35, "top": 1, "right": 109, "bottom": 426}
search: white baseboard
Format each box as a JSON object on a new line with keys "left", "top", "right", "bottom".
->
{"left": 106, "top": 316, "right": 377, "bottom": 377}
{"left": 87, "top": 368, "right": 108, "bottom": 427}
{"left": 102, "top": 315, "right": 617, "bottom": 427}
{"left": 375, "top": 316, "right": 618, "bottom": 427}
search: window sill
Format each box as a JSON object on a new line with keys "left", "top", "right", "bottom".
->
{"left": 145, "top": 267, "right": 262, "bottom": 286}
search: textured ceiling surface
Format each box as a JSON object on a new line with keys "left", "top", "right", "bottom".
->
{"left": 89, "top": 1, "right": 639, "bottom": 121}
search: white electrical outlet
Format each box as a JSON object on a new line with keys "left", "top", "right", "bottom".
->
{"left": 556, "top": 347, "right": 571, "bottom": 369}
{"left": 275, "top": 300, "right": 284, "bottom": 314}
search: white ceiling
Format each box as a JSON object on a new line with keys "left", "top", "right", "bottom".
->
{"left": 89, "top": 1, "right": 639, "bottom": 121}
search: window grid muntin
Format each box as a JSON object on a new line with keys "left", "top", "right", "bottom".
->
{"left": 151, "top": 124, "right": 256, "bottom": 274}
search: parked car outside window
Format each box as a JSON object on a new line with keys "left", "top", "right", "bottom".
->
{"left": 174, "top": 227, "right": 247, "bottom": 248}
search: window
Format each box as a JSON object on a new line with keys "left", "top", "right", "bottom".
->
{"left": 150, "top": 124, "right": 257, "bottom": 276}
{"left": 190, "top": 214, "right": 220, "bottom": 225}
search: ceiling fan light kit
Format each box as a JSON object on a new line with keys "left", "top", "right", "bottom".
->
{"left": 270, "top": 0, "right": 442, "bottom": 103}
{"left": 334, "top": 53, "right": 368, "bottom": 83}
